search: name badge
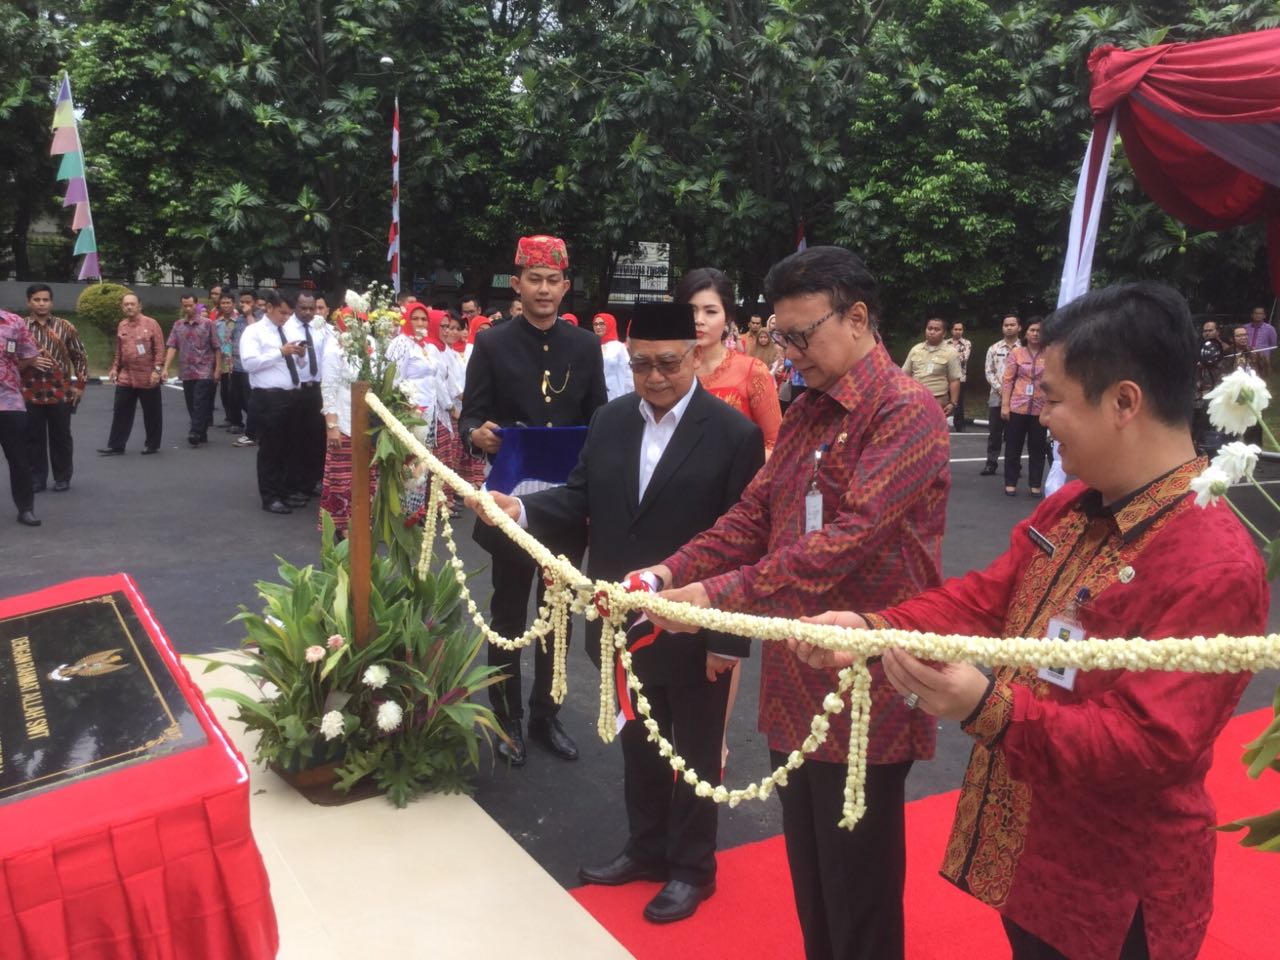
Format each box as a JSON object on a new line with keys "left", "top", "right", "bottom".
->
{"left": 1024, "top": 384, "right": 1034, "bottom": 397}
{"left": 1038, "top": 615, "right": 1084, "bottom": 691}
{"left": 5, "top": 339, "right": 15, "bottom": 355}
{"left": 136, "top": 342, "right": 147, "bottom": 355}
{"left": 804, "top": 489, "right": 823, "bottom": 533}
{"left": 926, "top": 362, "right": 935, "bottom": 376}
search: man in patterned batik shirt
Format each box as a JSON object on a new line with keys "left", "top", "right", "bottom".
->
{"left": 1, "top": 309, "right": 42, "bottom": 525}
{"left": 22, "top": 284, "right": 87, "bottom": 492}
{"left": 641, "top": 246, "right": 950, "bottom": 960}
{"left": 163, "top": 294, "right": 221, "bottom": 446}
{"left": 794, "top": 284, "right": 1267, "bottom": 960}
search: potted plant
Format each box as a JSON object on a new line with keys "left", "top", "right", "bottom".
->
{"left": 204, "top": 516, "right": 505, "bottom": 807}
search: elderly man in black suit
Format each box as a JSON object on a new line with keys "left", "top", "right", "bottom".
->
{"left": 459, "top": 235, "right": 608, "bottom": 766}
{"left": 478, "top": 302, "right": 765, "bottom": 923}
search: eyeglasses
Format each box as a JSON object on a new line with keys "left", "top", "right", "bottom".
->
{"left": 628, "top": 345, "right": 695, "bottom": 376}
{"left": 769, "top": 308, "right": 836, "bottom": 352}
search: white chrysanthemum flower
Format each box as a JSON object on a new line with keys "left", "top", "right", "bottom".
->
{"left": 304, "top": 644, "right": 325, "bottom": 663}
{"left": 1189, "top": 464, "right": 1231, "bottom": 508}
{"left": 320, "top": 710, "right": 344, "bottom": 741}
{"left": 376, "top": 700, "right": 403, "bottom": 732}
{"left": 344, "top": 289, "right": 369, "bottom": 313}
{"left": 1211, "top": 441, "right": 1261, "bottom": 484}
{"left": 363, "top": 664, "right": 390, "bottom": 689}
{"left": 1206, "top": 368, "right": 1271, "bottom": 436}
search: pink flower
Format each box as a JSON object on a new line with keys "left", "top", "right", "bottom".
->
{"left": 305, "top": 645, "right": 325, "bottom": 663}
{"left": 326, "top": 634, "right": 345, "bottom": 650}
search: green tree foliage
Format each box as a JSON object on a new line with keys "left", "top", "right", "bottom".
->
{"left": 0, "top": 2, "right": 72, "bottom": 278}
{"left": 5, "top": 0, "right": 1279, "bottom": 320}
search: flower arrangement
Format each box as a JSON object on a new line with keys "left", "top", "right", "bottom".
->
{"left": 203, "top": 516, "right": 505, "bottom": 807}
{"left": 1191, "top": 367, "right": 1280, "bottom": 853}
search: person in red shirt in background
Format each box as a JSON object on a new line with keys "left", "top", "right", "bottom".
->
{"left": 640, "top": 246, "right": 949, "bottom": 960}
{"left": 792, "top": 283, "right": 1268, "bottom": 960}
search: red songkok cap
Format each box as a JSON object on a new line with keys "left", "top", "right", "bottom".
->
{"left": 514, "top": 234, "right": 570, "bottom": 271}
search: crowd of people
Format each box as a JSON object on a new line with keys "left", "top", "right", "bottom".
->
{"left": 0, "top": 241, "right": 1275, "bottom": 960}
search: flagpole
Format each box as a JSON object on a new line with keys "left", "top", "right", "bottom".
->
{"left": 388, "top": 96, "right": 401, "bottom": 295}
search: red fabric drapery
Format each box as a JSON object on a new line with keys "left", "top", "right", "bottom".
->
{"left": 1088, "top": 29, "right": 1280, "bottom": 294}
{"left": 0, "top": 575, "right": 278, "bottom": 960}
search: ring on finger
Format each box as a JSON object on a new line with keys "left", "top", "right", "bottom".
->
{"left": 903, "top": 692, "right": 920, "bottom": 710}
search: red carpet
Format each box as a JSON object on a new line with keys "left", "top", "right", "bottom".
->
{"left": 572, "top": 709, "right": 1280, "bottom": 959}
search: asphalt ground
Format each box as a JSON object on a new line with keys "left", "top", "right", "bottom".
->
{"left": 2, "top": 386, "right": 1277, "bottom": 889}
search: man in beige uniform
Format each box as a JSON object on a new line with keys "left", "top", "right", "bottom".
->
{"left": 901, "top": 317, "right": 961, "bottom": 422}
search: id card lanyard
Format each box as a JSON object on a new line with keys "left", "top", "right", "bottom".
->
{"left": 804, "top": 443, "right": 830, "bottom": 534}
{"left": 1038, "top": 587, "right": 1090, "bottom": 691}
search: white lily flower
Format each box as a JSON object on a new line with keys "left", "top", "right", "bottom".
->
{"left": 320, "top": 710, "right": 344, "bottom": 741}
{"left": 1211, "top": 441, "right": 1261, "bottom": 485}
{"left": 1189, "top": 463, "right": 1231, "bottom": 508}
{"left": 375, "top": 700, "right": 403, "bottom": 732}
{"left": 1205, "top": 368, "right": 1271, "bottom": 436}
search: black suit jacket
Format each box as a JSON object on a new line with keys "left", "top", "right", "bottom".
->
{"left": 461, "top": 316, "right": 606, "bottom": 557}
{"left": 522, "top": 382, "right": 765, "bottom": 685}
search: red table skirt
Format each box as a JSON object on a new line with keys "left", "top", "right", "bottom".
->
{"left": 0, "top": 576, "right": 278, "bottom": 959}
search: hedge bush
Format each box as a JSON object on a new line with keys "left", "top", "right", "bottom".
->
{"left": 76, "top": 283, "right": 134, "bottom": 335}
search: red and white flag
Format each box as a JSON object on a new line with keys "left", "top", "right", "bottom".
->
{"left": 387, "top": 97, "right": 401, "bottom": 295}
{"left": 795, "top": 218, "right": 807, "bottom": 253}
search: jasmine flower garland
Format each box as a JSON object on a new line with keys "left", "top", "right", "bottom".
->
{"left": 365, "top": 391, "right": 1280, "bottom": 830}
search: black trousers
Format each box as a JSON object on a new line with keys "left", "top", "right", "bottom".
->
{"left": 239, "top": 374, "right": 258, "bottom": 440}
{"left": 622, "top": 670, "right": 731, "bottom": 885}
{"left": 986, "top": 404, "right": 1005, "bottom": 468}
{"left": 1004, "top": 412, "right": 1048, "bottom": 489}
{"left": 107, "top": 385, "right": 162, "bottom": 452}
{"left": 486, "top": 536, "right": 583, "bottom": 724}
{"left": 772, "top": 755, "right": 912, "bottom": 960}
{"left": 1004, "top": 905, "right": 1149, "bottom": 959}
{"left": 25, "top": 402, "right": 74, "bottom": 485}
{"left": 297, "top": 382, "right": 326, "bottom": 489}
{"left": 182, "top": 379, "right": 216, "bottom": 440}
{"left": 953, "top": 380, "right": 967, "bottom": 432}
{"left": 252, "top": 387, "right": 308, "bottom": 504}
{"left": 0, "top": 411, "right": 34, "bottom": 513}
{"left": 224, "top": 370, "right": 247, "bottom": 428}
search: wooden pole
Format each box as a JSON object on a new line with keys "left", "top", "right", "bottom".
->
{"left": 349, "top": 381, "right": 373, "bottom": 649}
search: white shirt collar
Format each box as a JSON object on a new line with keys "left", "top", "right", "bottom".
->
{"left": 637, "top": 377, "right": 698, "bottom": 428}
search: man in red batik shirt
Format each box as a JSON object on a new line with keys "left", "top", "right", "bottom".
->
{"left": 793, "top": 283, "right": 1268, "bottom": 960}
{"left": 639, "top": 246, "right": 950, "bottom": 960}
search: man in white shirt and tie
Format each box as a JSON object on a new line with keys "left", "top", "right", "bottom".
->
{"left": 475, "top": 302, "right": 764, "bottom": 924}
{"left": 290, "top": 291, "right": 330, "bottom": 499}
{"left": 239, "top": 289, "right": 312, "bottom": 514}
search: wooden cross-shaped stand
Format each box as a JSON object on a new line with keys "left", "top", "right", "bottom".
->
{"left": 349, "top": 381, "right": 373, "bottom": 649}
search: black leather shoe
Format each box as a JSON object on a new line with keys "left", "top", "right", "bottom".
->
{"left": 579, "top": 853, "right": 668, "bottom": 886}
{"left": 52, "top": 480, "right": 70, "bottom": 492}
{"left": 97, "top": 447, "right": 124, "bottom": 456}
{"left": 979, "top": 464, "right": 997, "bottom": 476}
{"left": 643, "top": 879, "right": 715, "bottom": 923}
{"left": 141, "top": 447, "right": 160, "bottom": 455}
{"left": 263, "top": 500, "right": 293, "bottom": 515}
{"left": 497, "top": 720, "right": 527, "bottom": 766}
{"left": 528, "top": 716, "right": 579, "bottom": 761}
{"left": 17, "top": 511, "right": 41, "bottom": 527}
{"left": 285, "top": 493, "right": 310, "bottom": 507}
{"left": 31, "top": 480, "right": 46, "bottom": 493}
{"left": 311, "top": 481, "right": 324, "bottom": 497}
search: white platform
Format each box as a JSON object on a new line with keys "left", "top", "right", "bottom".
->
{"left": 190, "top": 655, "right": 632, "bottom": 960}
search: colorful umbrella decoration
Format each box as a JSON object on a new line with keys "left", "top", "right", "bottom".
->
{"left": 50, "top": 73, "right": 100, "bottom": 281}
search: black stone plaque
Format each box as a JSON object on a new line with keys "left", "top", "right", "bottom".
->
{"left": 0, "top": 591, "right": 207, "bottom": 803}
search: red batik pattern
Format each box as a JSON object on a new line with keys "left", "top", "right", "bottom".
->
{"left": 664, "top": 342, "right": 949, "bottom": 764}
{"left": 874, "top": 460, "right": 1268, "bottom": 960}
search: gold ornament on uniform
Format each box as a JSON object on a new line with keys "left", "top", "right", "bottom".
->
{"left": 48, "top": 648, "right": 130, "bottom": 682}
